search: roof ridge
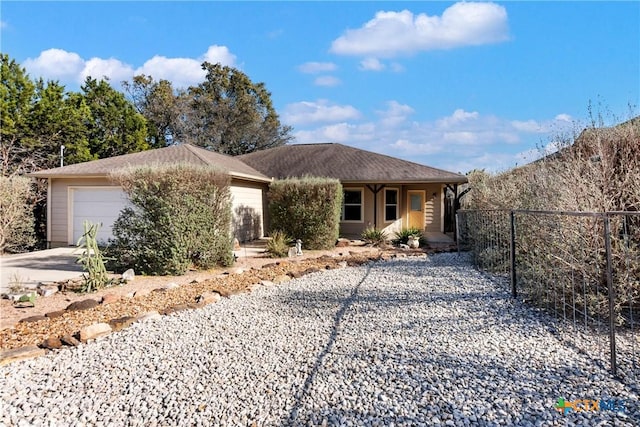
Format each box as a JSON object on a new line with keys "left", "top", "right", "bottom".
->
{"left": 338, "top": 143, "right": 464, "bottom": 177}
{"left": 182, "top": 143, "right": 218, "bottom": 166}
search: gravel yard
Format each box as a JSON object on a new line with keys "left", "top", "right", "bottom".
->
{"left": 1, "top": 253, "right": 638, "bottom": 426}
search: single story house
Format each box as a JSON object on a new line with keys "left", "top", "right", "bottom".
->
{"left": 30, "top": 142, "right": 467, "bottom": 247}
{"left": 239, "top": 143, "right": 467, "bottom": 239}
{"left": 29, "top": 144, "right": 270, "bottom": 247}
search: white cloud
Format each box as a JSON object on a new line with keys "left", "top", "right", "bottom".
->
{"left": 23, "top": 48, "right": 85, "bottom": 81}
{"left": 283, "top": 100, "right": 361, "bottom": 125}
{"left": 436, "top": 109, "right": 479, "bottom": 128}
{"left": 359, "top": 57, "right": 385, "bottom": 71}
{"left": 81, "top": 57, "right": 134, "bottom": 83}
{"left": 330, "top": 2, "right": 509, "bottom": 58}
{"left": 511, "top": 119, "right": 543, "bottom": 133}
{"left": 555, "top": 113, "right": 572, "bottom": 122}
{"left": 290, "top": 105, "right": 576, "bottom": 173}
{"left": 22, "top": 45, "right": 237, "bottom": 88}
{"left": 201, "top": 45, "right": 237, "bottom": 65}
{"left": 376, "top": 100, "right": 414, "bottom": 128}
{"left": 298, "top": 61, "right": 337, "bottom": 74}
{"left": 314, "top": 76, "right": 341, "bottom": 87}
{"left": 390, "top": 62, "right": 405, "bottom": 73}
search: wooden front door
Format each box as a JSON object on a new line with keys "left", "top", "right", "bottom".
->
{"left": 407, "top": 191, "right": 425, "bottom": 229}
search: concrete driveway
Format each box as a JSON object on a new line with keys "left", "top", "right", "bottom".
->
{"left": 0, "top": 248, "right": 84, "bottom": 294}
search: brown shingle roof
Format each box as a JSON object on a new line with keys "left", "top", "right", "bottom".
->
{"left": 238, "top": 143, "right": 467, "bottom": 184}
{"left": 29, "top": 144, "right": 270, "bottom": 182}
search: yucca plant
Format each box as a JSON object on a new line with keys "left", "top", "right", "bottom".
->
{"left": 266, "top": 230, "right": 292, "bottom": 258}
{"left": 361, "top": 227, "right": 388, "bottom": 246}
{"left": 393, "top": 227, "right": 428, "bottom": 247}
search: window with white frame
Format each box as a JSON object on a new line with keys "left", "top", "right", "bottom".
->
{"left": 384, "top": 188, "right": 398, "bottom": 221}
{"left": 342, "top": 189, "right": 363, "bottom": 221}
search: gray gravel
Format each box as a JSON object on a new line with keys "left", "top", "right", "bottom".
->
{"left": 1, "top": 252, "right": 638, "bottom": 426}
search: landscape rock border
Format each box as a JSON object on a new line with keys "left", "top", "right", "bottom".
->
{"left": 0, "top": 249, "right": 439, "bottom": 365}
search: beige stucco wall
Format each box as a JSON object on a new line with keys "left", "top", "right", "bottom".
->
{"left": 339, "top": 183, "right": 444, "bottom": 238}
{"left": 49, "top": 177, "right": 119, "bottom": 247}
{"left": 230, "top": 179, "right": 267, "bottom": 242}
{"left": 48, "top": 176, "right": 267, "bottom": 247}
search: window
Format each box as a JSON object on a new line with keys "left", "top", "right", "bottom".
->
{"left": 385, "top": 189, "right": 398, "bottom": 222}
{"left": 342, "top": 189, "right": 362, "bottom": 221}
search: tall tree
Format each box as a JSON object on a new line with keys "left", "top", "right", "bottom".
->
{"left": 27, "top": 79, "right": 94, "bottom": 168}
{"left": 81, "top": 77, "right": 149, "bottom": 158}
{"left": 124, "top": 63, "right": 293, "bottom": 155}
{"left": 182, "top": 62, "right": 292, "bottom": 155}
{"left": 0, "top": 54, "right": 36, "bottom": 176}
{"left": 122, "top": 74, "right": 182, "bottom": 148}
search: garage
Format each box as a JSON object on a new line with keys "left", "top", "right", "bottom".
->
{"left": 69, "top": 187, "right": 129, "bottom": 245}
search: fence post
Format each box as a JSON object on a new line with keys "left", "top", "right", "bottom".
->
{"left": 456, "top": 212, "right": 461, "bottom": 254}
{"left": 603, "top": 214, "right": 617, "bottom": 376}
{"left": 510, "top": 210, "right": 517, "bottom": 299}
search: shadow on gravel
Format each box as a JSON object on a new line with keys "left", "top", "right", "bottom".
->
{"left": 286, "top": 264, "right": 373, "bottom": 425}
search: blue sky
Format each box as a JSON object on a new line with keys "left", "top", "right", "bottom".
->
{"left": 1, "top": 1, "right": 638, "bottom": 173}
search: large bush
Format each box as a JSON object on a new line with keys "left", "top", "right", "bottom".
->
{"left": 107, "top": 164, "right": 233, "bottom": 275}
{"left": 0, "top": 176, "right": 35, "bottom": 253}
{"left": 269, "top": 177, "right": 342, "bottom": 250}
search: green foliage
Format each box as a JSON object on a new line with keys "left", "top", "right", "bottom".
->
{"left": 266, "top": 230, "right": 291, "bottom": 258}
{"left": 108, "top": 164, "right": 234, "bottom": 275}
{"left": 81, "top": 77, "right": 149, "bottom": 158}
{"left": 0, "top": 176, "right": 35, "bottom": 253}
{"left": 269, "top": 177, "right": 343, "bottom": 250}
{"left": 361, "top": 227, "right": 388, "bottom": 246}
{"left": 76, "top": 221, "right": 112, "bottom": 293}
{"left": 122, "top": 74, "right": 181, "bottom": 148}
{"left": 124, "top": 64, "right": 292, "bottom": 155}
{"left": 393, "top": 227, "right": 428, "bottom": 247}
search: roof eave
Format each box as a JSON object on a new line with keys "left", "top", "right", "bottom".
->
{"left": 339, "top": 178, "right": 468, "bottom": 185}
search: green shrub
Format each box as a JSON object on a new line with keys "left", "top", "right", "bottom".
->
{"left": 393, "top": 227, "right": 428, "bottom": 247}
{"left": 361, "top": 227, "right": 388, "bottom": 246}
{"left": 107, "top": 164, "right": 234, "bottom": 275}
{"left": 269, "top": 177, "right": 342, "bottom": 250}
{"left": 266, "top": 230, "right": 291, "bottom": 258}
{"left": 0, "top": 176, "right": 35, "bottom": 254}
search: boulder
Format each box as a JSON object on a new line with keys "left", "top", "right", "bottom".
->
{"left": 0, "top": 346, "right": 46, "bottom": 366}
{"left": 45, "top": 310, "right": 65, "bottom": 319}
{"left": 108, "top": 316, "right": 135, "bottom": 332}
{"left": 40, "top": 337, "right": 63, "bottom": 350}
{"left": 121, "top": 269, "right": 135, "bottom": 282}
{"left": 135, "top": 311, "right": 162, "bottom": 323}
{"left": 37, "top": 286, "right": 58, "bottom": 297}
{"left": 60, "top": 335, "right": 81, "bottom": 347}
{"left": 79, "top": 323, "right": 112, "bottom": 342}
{"left": 336, "top": 238, "right": 350, "bottom": 248}
{"left": 273, "top": 274, "right": 291, "bottom": 284}
{"left": 101, "top": 293, "right": 121, "bottom": 305}
{"left": 66, "top": 299, "right": 99, "bottom": 312}
{"left": 161, "top": 304, "right": 191, "bottom": 315}
{"left": 19, "top": 315, "right": 48, "bottom": 323}
{"left": 196, "top": 291, "right": 222, "bottom": 305}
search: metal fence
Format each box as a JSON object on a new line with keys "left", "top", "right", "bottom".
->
{"left": 457, "top": 209, "right": 640, "bottom": 383}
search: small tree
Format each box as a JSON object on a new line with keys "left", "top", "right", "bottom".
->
{"left": 0, "top": 176, "right": 35, "bottom": 253}
{"left": 108, "top": 164, "right": 233, "bottom": 275}
{"left": 269, "top": 177, "right": 342, "bottom": 250}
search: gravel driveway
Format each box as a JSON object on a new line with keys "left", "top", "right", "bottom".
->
{"left": 1, "top": 253, "right": 637, "bottom": 426}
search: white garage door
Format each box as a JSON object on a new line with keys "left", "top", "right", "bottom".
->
{"left": 71, "top": 187, "right": 129, "bottom": 245}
